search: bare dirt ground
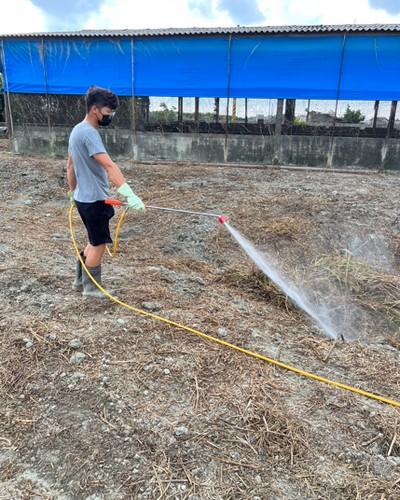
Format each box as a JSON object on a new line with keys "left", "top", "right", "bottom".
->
{"left": 0, "top": 136, "right": 400, "bottom": 499}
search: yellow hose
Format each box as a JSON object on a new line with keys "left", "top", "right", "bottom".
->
{"left": 105, "top": 207, "right": 128, "bottom": 258}
{"left": 69, "top": 204, "right": 400, "bottom": 409}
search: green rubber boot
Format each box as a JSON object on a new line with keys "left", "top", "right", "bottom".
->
{"left": 82, "top": 265, "right": 106, "bottom": 299}
{"left": 72, "top": 252, "right": 85, "bottom": 290}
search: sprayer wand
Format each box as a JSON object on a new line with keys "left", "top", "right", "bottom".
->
{"left": 105, "top": 199, "right": 227, "bottom": 224}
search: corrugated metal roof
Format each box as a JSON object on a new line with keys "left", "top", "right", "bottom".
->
{"left": 1, "top": 24, "right": 400, "bottom": 39}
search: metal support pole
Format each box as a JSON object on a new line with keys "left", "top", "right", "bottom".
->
{"left": 327, "top": 32, "right": 347, "bottom": 168}
{"left": 387, "top": 100, "right": 397, "bottom": 138}
{"left": 214, "top": 97, "right": 220, "bottom": 124}
{"left": 224, "top": 35, "right": 233, "bottom": 163}
{"left": 178, "top": 97, "right": 183, "bottom": 131}
{"left": 275, "top": 99, "right": 284, "bottom": 136}
{"left": 130, "top": 39, "right": 137, "bottom": 160}
{"left": 41, "top": 38, "right": 52, "bottom": 136}
{"left": 194, "top": 97, "right": 199, "bottom": 124}
{"left": 0, "top": 39, "right": 14, "bottom": 141}
{"left": 372, "top": 100, "right": 379, "bottom": 131}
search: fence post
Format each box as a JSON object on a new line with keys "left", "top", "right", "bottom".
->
{"left": 372, "top": 100, "right": 379, "bottom": 131}
{"left": 327, "top": 32, "right": 347, "bottom": 168}
{"left": 0, "top": 40, "right": 14, "bottom": 142}
{"left": 130, "top": 39, "right": 137, "bottom": 161}
{"left": 178, "top": 97, "right": 183, "bottom": 132}
{"left": 214, "top": 97, "right": 220, "bottom": 124}
{"left": 381, "top": 100, "right": 398, "bottom": 170}
{"left": 40, "top": 38, "right": 52, "bottom": 153}
{"left": 387, "top": 100, "right": 397, "bottom": 137}
{"left": 224, "top": 35, "right": 233, "bottom": 163}
{"left": 275, "top": 99, "right": 284, "bottom": 136}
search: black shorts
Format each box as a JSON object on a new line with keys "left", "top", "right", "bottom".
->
{"left": 75, "top": 200, "right": 115, "bottom": 246}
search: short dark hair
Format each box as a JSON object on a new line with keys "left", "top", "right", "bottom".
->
{"left": 85, "top": 85, "right": 120, "bottom": 113}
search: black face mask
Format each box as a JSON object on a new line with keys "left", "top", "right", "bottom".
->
{"left": 97, "top": 110, "right": 115, "bottom": 127}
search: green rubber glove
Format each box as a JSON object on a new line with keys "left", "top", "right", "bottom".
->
{"left": 117, "top": 182, "right": 145, "bottom": 210}
{"left": 68, "top": 190, "right": 75, "bottom": 204}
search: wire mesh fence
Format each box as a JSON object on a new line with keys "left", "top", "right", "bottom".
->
{"left": 0, "top": 94, "right": 4, "bottom": 123}
{"left": 4, "top": 93, "right": 400, "bottom": 139}
{"left": 0, "top": 71, "right": 4, "bottom": 123}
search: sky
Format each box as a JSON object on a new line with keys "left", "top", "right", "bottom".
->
{"left": 1, "top": 0, "right": 400, "bottom": 35}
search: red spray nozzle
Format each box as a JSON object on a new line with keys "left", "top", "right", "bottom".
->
{"left": 218, "top": 215, "right": 227, "bottom": 224}
{"left": 105, "top": 199, "right": 125, "bottom": 206}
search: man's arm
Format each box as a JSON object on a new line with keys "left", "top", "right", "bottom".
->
{"left": 93, "top": 152, "right": 145, "bottom": 210}
{"left": 67, "top": 154, "right": 77, "bottom": 191}
{"left": 93, "top": 152, "right": 126, "bottom": 188}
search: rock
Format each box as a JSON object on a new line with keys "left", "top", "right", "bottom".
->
{"left": 100, "top": 376, "right": 109, "bottom": 388}
{"left": 69, "top": 339, "right": 83, "bottom": 349}
{"left": 192, "top": 277, "right": 206, "bottom": 285}
{"left": 70, "top": 352, "right": 86, "bottom": 365}
{"left": 217, "top": 328, "right": 228, "bottom": 338}
{"left": 388, "top": 456, "right": 400, "bottom": 466}
{"left": 250, "top": 328, "right": 262, "bottom": 339}
{"left": 175, "top": 426, "right": 188, "bottom": 437}
{"left": 141, "top": 302, "right": 161, "bottom": 312}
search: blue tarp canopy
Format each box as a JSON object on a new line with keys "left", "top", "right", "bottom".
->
{"left": 1, "top": 35, "right": 400, "bottom": 100}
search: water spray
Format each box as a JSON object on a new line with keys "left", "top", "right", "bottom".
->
{"left": 223, "top": 222, "right": 338, "bottom": 339}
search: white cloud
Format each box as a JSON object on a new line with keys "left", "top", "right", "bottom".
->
{"left": 84, "top": 0, "right": 400, "bottom": 32}
{"left": 85, "top": 0, "right": 234, "bottom": 30}
{"left": 261, "top": 0, "right": 400, "bottom": 25}
{"left": 0, "top": 0, "right": 46, "bottom": 34}
{"left": 1, "top": 0, "right": 400, "bottom": 36}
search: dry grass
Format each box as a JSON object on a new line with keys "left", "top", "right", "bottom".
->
{"left": 316, "top": 252, "right": 400, "bottom": 338}
{"left": 1, "top": 141, "right": 400, "bottom": 498}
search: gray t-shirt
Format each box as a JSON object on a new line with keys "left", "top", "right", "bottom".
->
{"left": 68, "top": 121, "right": 109, "bottom": 203}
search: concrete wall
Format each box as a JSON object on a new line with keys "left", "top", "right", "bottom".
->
{"left": 10, "top": 126, "right": 400, "bottom": 170}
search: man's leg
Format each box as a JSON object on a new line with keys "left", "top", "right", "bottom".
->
{"left": 84, "top": 243, "right": 106, "bottom": 267}
{"left": 75, "top": 200, "right": 114, "bottom": 299}
{"left": 72, "top": 251, "right": 86, "bottom": 290}
{"left": 82, "top": 243, "right": 107, "bottom": 298}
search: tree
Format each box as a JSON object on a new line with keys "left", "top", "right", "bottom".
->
{"left": 343, "top": 105, "right": 365, "bottom": 123}
{"left": 149, "top": 102, "right": 178, "bottom": 124}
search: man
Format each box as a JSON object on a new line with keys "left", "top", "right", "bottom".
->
{"left": 67, "top": 85, "right": 144, "bottom": 298}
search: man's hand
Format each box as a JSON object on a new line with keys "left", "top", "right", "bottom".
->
{"left": 68, "top": 190, "right": 75, "bottom": 204}
{"left": 117, "top": 182, "right": 145, "bottom": 210}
